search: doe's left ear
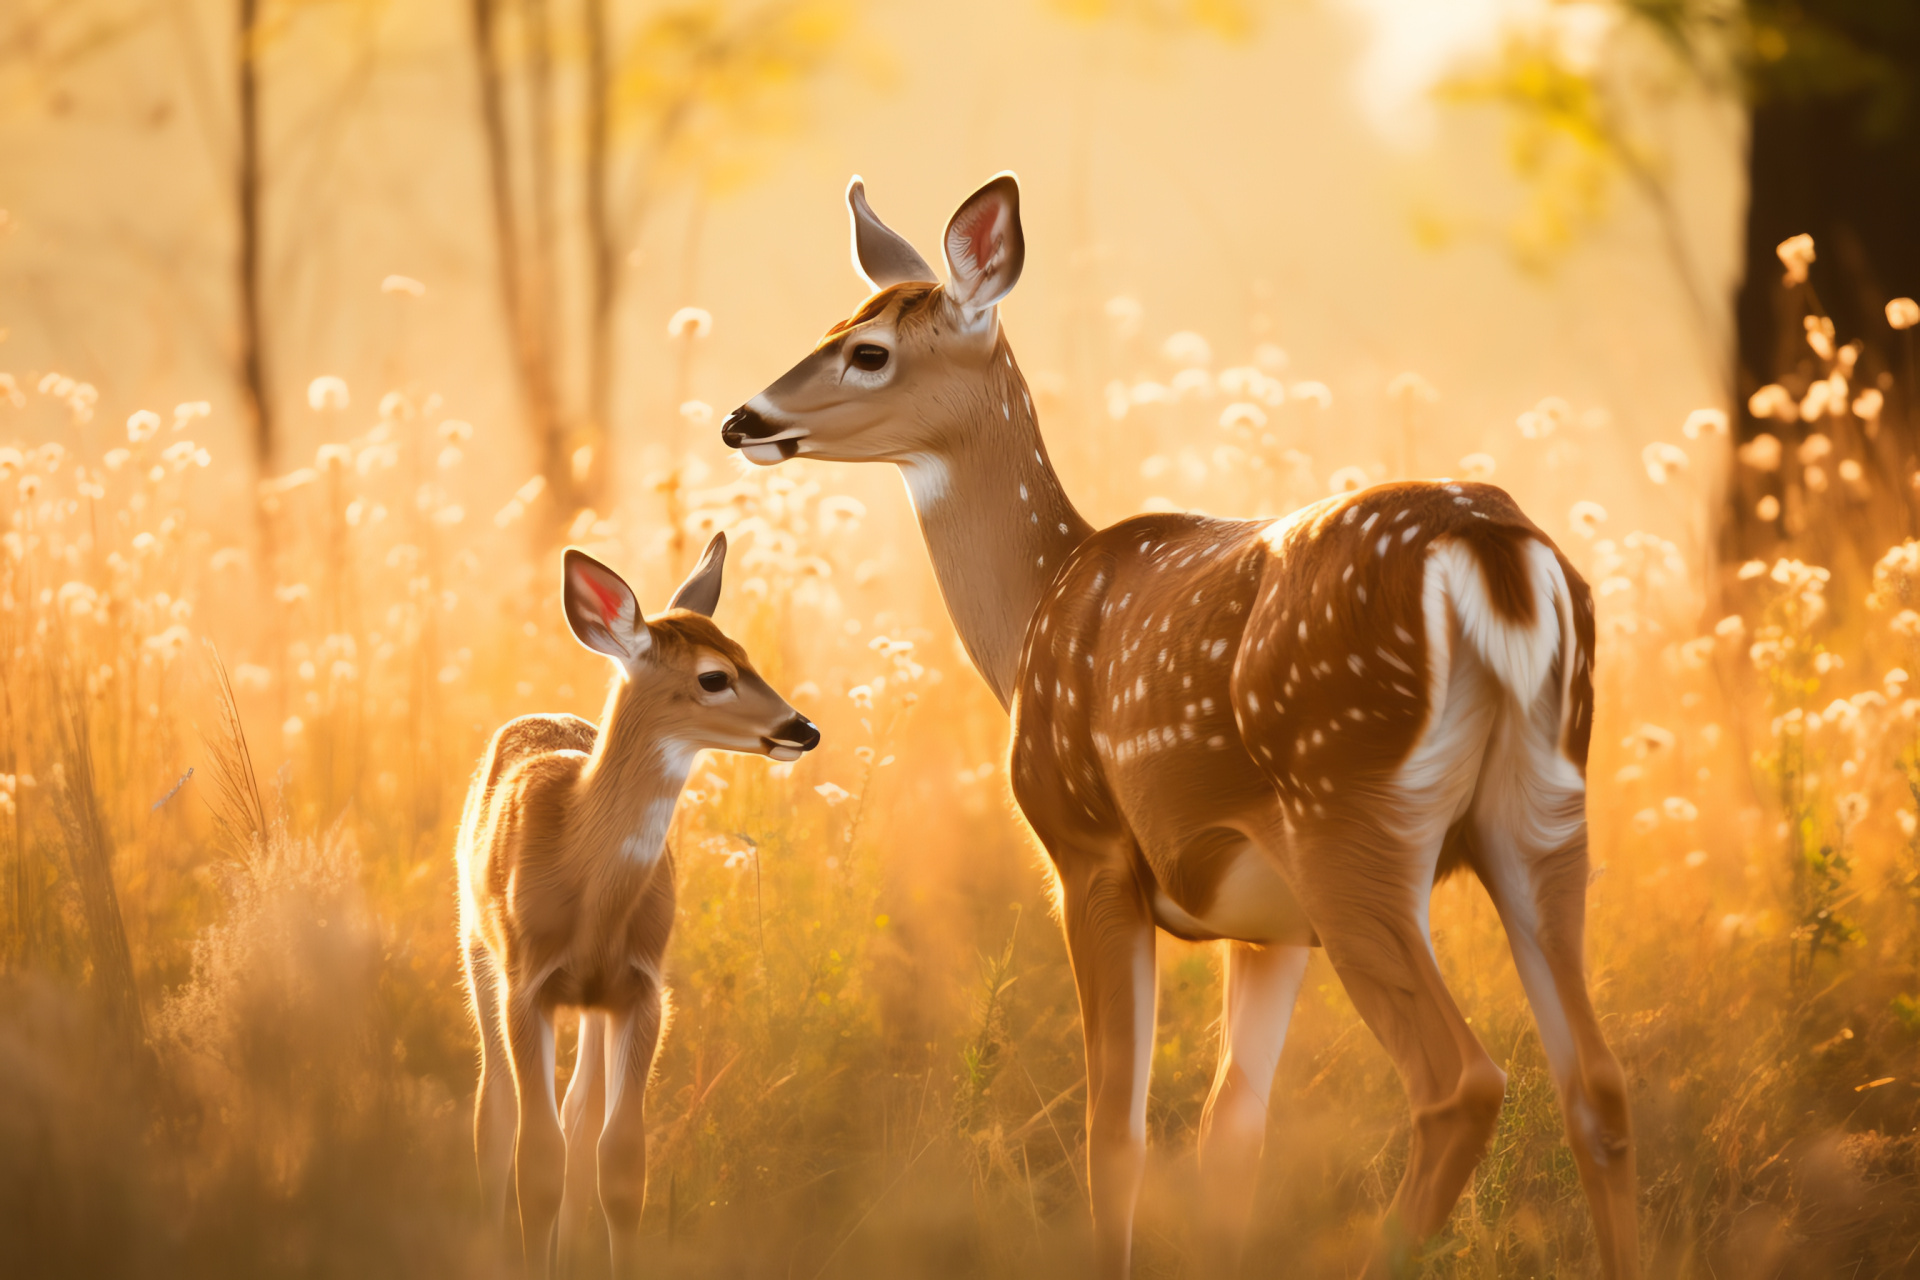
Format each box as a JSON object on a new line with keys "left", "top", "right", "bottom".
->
{"left": 943, "top": 172, "right": 1024, "bottom": 316}
{"left": 668, "top": 532, "right": 727, "bottom": 617}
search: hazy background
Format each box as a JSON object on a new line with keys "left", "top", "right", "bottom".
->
{"left": 1, "top": 0, "right": 1742, "bottom": 585}
{"left": 9, "top": 3, "right": 1920, "bottom": 1278}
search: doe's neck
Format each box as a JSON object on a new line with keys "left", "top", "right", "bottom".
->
{"left": 895, "top": 337, "right": 1092, "bottom": 709}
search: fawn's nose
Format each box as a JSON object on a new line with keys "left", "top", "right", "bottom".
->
{"left": 769, "top": 715, "right": 821, "bottom": 753}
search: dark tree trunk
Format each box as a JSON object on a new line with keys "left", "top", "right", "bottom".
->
{"left": 470, "top": 0, "right": 573, "bottom": 539}
{"left": 1725, "top": 12, "right": 1920, "bottom": 582}
{"left": 582, "top": 0, "right": 614, "bottom": 512}
{"left": 237, "top": 0, "right": 272, "bottom": 482}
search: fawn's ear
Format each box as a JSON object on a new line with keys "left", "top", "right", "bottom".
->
{"left": 563, "top": 548, "right": 651, "bottom": 664}
{"left": 848, "top": 177, "right": 936, "bottom": 292}
{"left": 668, "top": 532, "right": 727, "bottom": 617}
{"left": 943, "top": 172, "right": 1024, "bottom": 317}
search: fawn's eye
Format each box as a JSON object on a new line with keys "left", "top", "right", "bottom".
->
{"left": 851, "top": 344, "right": 889, "bottom": 372}
{"left": 698, "top": 671, "right": 731, "bottom": 693}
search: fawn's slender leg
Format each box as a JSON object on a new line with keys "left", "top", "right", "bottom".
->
{"left": 599, "top": 982, "right": 665, "bottom": 1280}
{"left": 557, "top": 1012, "right": 606, "bottom": 1278}
{"left": 466, "top": 941, "right": 517, "bottom": 1240}
{"left": 1196, "top": 939, "right": 1309, "bottom": 1273}
{"left": 506, "top": 993, "right": 565, "bottom": 1279}
{"left": 1054, "top": 853, "right": 1157, "bottom": 1280}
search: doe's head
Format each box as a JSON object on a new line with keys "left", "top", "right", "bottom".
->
{"left": 562, "top": 534, "right": 819, "bottom": 761}
{"left": 722, "top": 172, "right": 1026, "bottom": 467}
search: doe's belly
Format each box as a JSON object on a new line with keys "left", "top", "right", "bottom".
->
{"left": 1145, "top": 831, "right": 1314, "bottom": 945}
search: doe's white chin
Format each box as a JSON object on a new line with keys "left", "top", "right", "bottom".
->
{"left": 742, "top": 443, "right": 789, "bottom": 465}
{"left": 767, "top": 744, "right": 803, "bottom": 762}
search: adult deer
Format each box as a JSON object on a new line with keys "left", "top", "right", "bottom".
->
{"left": 721, "top": 175, "right": 1638, "bottom": 1277}
{"left": 457, "top": 535, "right": 819, "bottom": 1278}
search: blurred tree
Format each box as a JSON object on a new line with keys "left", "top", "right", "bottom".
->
{"left": 0, "top": 0, "right": 382, "bottom": 524}
{"left": 468, "top": 0, "right": 851, "bottom": 535}
{"left": 237, "top": 0, "right": 270, "bottom": 484}
{"left": 1046, "top": 0, "right": 1261, "bottom": 40}
{"left": 1438, "top": 1, "right": 1920, "bottom": 566}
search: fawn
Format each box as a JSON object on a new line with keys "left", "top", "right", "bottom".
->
{"left": 457, "top": 534, "right": 819, "bottom": 1277}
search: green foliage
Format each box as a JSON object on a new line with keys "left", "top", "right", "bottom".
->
{"left": 1045, "top": 0, "right": 1266, "bottom": 42}
{"left": 1433, "top": 0, "right": 1919, "bottom": 271}
{"left": 616, "top": 0, "right": 857, "bottom": 193}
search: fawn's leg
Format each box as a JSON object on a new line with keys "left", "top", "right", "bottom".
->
{"left": 557, "top": 1012, "right": 606, "bottom": 1278}
{"left": 506, "top": 994, "right": 564, "bottom": 1279}
{"left": 466, "top": 941, "right": 517, "bottom": 1242}
{"left": 599, "top": 982, "right": 666, "bottom": 1280}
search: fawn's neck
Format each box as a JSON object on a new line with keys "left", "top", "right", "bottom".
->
{"left": 575, "top": 678, "right": 696, "bottom": 870}
{"left": 896, "top": 337, "right": 1093, "bottom": 709}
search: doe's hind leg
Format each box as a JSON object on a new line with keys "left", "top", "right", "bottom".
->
{"left": 1278, "top": 815, "right": 1507, "bottom": 1279}
{"left": 1196, "top": 939, "right": 1309, "bottom": 1273}
{"left": 1471, "top": 705, "right": 1640, "bottom": 1278}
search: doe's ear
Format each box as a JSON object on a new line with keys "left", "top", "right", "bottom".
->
{"left": 847, "top": 177, "right": 936, "bottom": 292}
{"left": 943, "top": 172, "right": 1024, "bottom": 315}
{"left": 668, "top": 532, "right": 727, "bottom": 617}
{"left": 563, "top": 548, "right": 651, "bottom": 664}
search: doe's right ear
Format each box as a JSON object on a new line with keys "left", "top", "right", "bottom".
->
{"left": 563, "top": 548, "right": 651, "bottom": 665}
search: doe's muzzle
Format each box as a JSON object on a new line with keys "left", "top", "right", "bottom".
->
{"left": 721, "top": 406, "right": 779, "bottom": 443}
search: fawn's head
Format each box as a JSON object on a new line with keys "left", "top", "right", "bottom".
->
{"left": 562, "top": 534, "right": 819, "bottom": 761}
{"left": 722, "top": 173, "right": 1026, "bottom": 469}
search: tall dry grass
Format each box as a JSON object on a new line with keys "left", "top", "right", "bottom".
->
{"left": 2, "top": 242, "right": 1920, "bottom": 1278}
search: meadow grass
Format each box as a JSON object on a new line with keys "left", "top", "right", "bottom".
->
{"left": 4, "top": 280, "right": 1920, "bottom": 1278}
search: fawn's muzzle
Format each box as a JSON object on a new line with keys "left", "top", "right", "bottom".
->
{"left": 764, "top": 716, "right": 821, "bottom": 760}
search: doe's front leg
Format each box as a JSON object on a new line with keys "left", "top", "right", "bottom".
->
{"left": 1058, "top": 858, "right": 1158, "bottom": 1280}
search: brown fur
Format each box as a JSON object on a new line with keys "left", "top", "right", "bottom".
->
{"left": 731, "top": 176, "right": 1632, "bottom": 1280}
{"left": 457, "top": 600, "right": 807, "bottom": 1280}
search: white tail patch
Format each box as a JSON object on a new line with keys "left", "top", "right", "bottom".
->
{"left": 1427, "top": 538, "right": 1564, "bottom": 709}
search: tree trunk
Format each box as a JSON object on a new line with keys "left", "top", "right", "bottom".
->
{"left": 236, "top": 0, "right": 273, "bottom": 520}
{"left": 582, "top": 0, "right": 614, "bottom": 512}
{"left": 470, "top": 0, "right": 571, "bottom": 541}
{"left": 1725, "top": 66, "right": 1920, "bottom": 582}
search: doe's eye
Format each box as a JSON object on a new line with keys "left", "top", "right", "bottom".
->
{"left": 698, "top": 671, "right": 731, "bottom": 693}
{"left": 851, "top": 344, "right": 890, "bottom": 372}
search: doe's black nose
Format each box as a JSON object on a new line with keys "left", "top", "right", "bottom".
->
{"left": 720, "top": 405, "right": 777, "bottom": 446}
{"left": 775, "top": 715, "right": 821, "bottom": 752}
